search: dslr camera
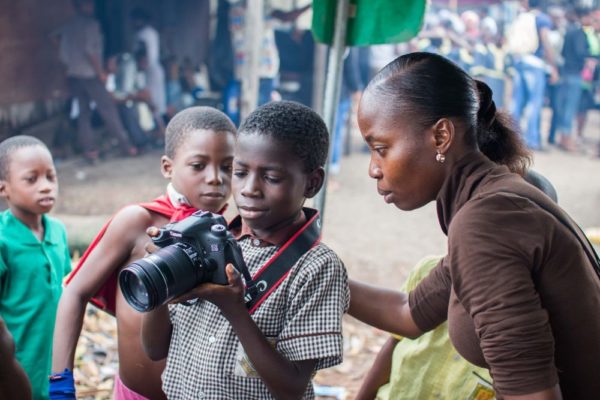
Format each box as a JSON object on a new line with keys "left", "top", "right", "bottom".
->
{"left": 119, "top": 211, "right": 248, "bottom": 312}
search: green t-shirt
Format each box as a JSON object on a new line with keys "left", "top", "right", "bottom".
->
{"left": 0, "top": 210, "right": 71, "bottom": 400}
{"left": 376, "top": 256, "right": 495, "bottom": 400}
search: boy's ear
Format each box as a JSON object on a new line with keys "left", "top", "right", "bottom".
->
{"left": 160, "top": 155, "right": 173, "bottom": 179}
{"left": 0, "top": 180, "right": 8, "bottom": 199}
{"left": 304, "top": 167, "right": 325, "bottom": 198}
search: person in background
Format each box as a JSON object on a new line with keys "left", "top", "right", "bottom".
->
{"left": 509, "top": 0, "right": 559, "bottom": 151}
{"left": 105, "top": 54, "right": 151, "bottom": 150}
{"left": 130, "top": 7, "right": 167, "bottom": 124}
{"left": 553, "top": 7, "right": 590, "bottom": 152}
{"left": 223, "top": 1, "right": 310, "bottom": 124}
{"left": 575, "top": 9, "right": 600, "bottom": 144}
{"left": 471, "top": 17, "right": 506, "bottom": 109}
{"left": 54, "top": 0, "right": 138, "bottom": 163}
{"left": 547, "top": 7, "right": 567, "bottom": 146}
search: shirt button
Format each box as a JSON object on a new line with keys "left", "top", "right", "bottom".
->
{"left": 252, "top": 238, "right": 261, "bottom": 247}
{"left": 208, "top": 336, "right": 216, "bottom": 344}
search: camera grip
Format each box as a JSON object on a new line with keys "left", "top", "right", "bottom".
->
{"left": 225, "top": 239, "right": 253, "bottom": 284}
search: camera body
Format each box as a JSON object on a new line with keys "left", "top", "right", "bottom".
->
{"left": 119, "top": 210, "right": 247, "bottom": 312}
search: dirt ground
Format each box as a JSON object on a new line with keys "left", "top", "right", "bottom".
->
{"left": 51, "top": 108, "right": 600, "bottom": 398}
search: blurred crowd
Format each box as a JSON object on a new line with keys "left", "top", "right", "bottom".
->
{"left": 332, "top": 1, "right": 600, "bottom": 162}
{"left": 54, "top": 0, "right": 600, "bottom": 166}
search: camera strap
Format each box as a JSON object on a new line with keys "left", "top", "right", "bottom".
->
{"left": 230, "top": 208, "right": 321, "bottom": 314}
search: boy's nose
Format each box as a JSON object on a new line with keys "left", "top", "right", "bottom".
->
{"left": 206, "top": 165, "right": 223, "bottom": 185}
{"left": 240, "top": 175, "right": 261, "bottom": 198}
{"left": 39, "top": 178, "right": 56, "bottom": 192}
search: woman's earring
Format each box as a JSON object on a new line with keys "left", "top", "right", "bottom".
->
{"left": 435, "top": 150, "right": 446, "bottom": 163}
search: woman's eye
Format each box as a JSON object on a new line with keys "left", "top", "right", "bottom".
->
{"left": 374, "top": 147, "right": 387, "bottom": 156}
{"left": 233, "top": 170, "right": 247, "bottom": 178}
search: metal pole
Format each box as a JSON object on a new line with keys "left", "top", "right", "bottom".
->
{"left": 313, "top": 0, "right": 350, "bottom": 225}
{"left": 241, "top": 0, "right": 264, "bottom": 120}
{"left": 311, "top": 43, "right": 328, "bottom": 112}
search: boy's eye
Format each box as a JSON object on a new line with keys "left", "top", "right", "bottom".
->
{"left": 233, "top": 169, "right": 247, "bottom": 178}
{"left": 264, "top": 175, "right": 283, "bottom": 184}
{"left": 190, "top": 163, "right": 206, "bottom": 170}
{"left": 24, "top": 176, "right": 37, "bottom": 183}
{"left": 222, "top": 163, "right": 233, "bottom": 173}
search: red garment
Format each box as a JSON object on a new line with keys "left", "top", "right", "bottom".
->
{"left": 65, "top": 195, "right": 199, "bottom": 315}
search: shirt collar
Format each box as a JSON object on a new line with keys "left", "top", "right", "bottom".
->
{"left": 167, "top": 183, "right": 192, "bottom": 207}
{"left": 232, "top": 210, "right": 308, "bottom": 247}
{"left": 436, "top": 151, "right": 503, "bottom": 235}
{"left": 2, "top": 211, "right": 59, "bottom": 245}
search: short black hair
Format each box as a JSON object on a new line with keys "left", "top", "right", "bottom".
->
{"left": 238, "top": 101, "right": 329, "bottom": 172}
{"left": 0, "top": 135, "right": 49, "bottom": 180}
{"left": 165, "top": 106, "right": 236, "bottom": 159}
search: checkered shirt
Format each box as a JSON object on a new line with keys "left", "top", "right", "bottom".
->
{"left": 162, "top": 238, "right": 350, "bottom": 399}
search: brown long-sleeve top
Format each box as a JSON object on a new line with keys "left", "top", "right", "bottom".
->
{"left": 409, "top": 152, "right": 600, "bottom": 398}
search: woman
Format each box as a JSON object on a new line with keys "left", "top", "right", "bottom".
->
{"left": 350, "top": 52, "right": 600, "bottom": 399}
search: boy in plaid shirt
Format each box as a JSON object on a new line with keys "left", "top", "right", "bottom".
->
{"left": 142, "top": 101, "right": 349, "bottom": 399}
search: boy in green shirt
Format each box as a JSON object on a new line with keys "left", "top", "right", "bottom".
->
{"left": 0, "top": 135, "right": 71, "bottom": 400}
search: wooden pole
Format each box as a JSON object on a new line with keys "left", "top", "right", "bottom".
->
{"left": 241, "top": 0, "right": 264, "bottom": 120}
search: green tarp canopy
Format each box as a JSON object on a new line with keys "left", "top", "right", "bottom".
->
{"left": 312, "top": 0, "right": 427, "bottom": 46}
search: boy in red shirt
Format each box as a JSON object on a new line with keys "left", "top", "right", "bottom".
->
{"left": 50, "top": 107, "right": 236, "bottom": 400}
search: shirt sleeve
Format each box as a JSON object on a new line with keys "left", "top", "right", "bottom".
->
{"left": 0, "top": 252, "right": 7, "bottom": 297}
{"left": 62, "top": 227, "right": 72, "bottom": 278}
{"left": 276, "top": 245, "right": 349, "bottom": 370}
{"left": 408, "top": 257, "right": 451, "bottom": 333}
{"left": 447, "top": 195, "right": 558, "bottom": 396}
{"left": 392, "top": 255, "right": 444, "bottom": 340}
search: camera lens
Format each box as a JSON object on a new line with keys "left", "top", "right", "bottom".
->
{"left": 119, "top": 243, "right": 206, "bottom": 312}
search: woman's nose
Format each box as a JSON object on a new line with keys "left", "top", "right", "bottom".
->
{"left": 368, "top": 159, "right": 382, "bottom": 179}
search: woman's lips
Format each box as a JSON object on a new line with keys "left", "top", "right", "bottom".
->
{"left": 377, "top": 189, "right": 393, "bottom": 204}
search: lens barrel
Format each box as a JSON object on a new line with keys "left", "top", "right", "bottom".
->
{"left": 119, "top": 243, "right": 206, "bottom": 312}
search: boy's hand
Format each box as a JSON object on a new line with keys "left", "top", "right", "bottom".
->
{"left": 171, "top": 264, "right": 246, "bottom": 317}
{"left": 144, "top": 226, "right": 161, "bottom": 255}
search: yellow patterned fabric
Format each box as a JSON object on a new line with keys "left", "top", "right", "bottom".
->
{"left": 376, "top": 256, "right": 495, "bottom": 400}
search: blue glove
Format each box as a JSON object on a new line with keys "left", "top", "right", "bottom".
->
{"left": 48, "top": 369, "right": 76, "bottom": 400}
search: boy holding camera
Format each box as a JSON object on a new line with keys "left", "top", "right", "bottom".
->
{"left": 142, "top": 101, "right": 349, "bottom": 399}
{"left": 0, "top": 135, "right": 71, "bottom": 400}
{"left": 50, "top": 107, "right": 236, "bottom": 400}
